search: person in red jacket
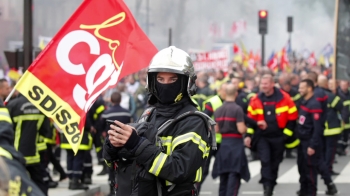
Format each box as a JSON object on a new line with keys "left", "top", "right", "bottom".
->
{"left": 244, "top": 74, "right": 298, "bottom": 196}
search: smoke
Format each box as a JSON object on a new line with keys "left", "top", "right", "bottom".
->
{"left": 0, "top": 0, "right": 335, "bottom": 65}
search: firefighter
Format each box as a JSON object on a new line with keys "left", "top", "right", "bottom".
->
{"left": 99, "top": 91, "right": 132, "bottom": 196}
{"left": 212, "top": 84, "right": 250, "bottom": 196}
{"left": 318, "top": 75, "right": 342, "bottom": 176}
{"left": 198, "top": 82, "right": 228, "bottom": 192}
{"left": 6, "top": 94, "right": 51, "bottom": 195}
{"left": 297, "top": 79, "right": 337, "bottom": 196}
{"left": 307, "top": 72, "right": 338, "bottom": 195}
{"left": 337, "top": 80, "right": 350, "bottom": 156}
{"left": 279, "top": 73, "right": 302, "bottom": 158}
{"left": 60, "top": 120, "right": 91, "bottom": 190}
{"left": 103, "top": 46, "right": 213, "bottom": 196}
{"left": 192, "top": 71, "right": 215, "bottom": 110}
{"left": 0, "top": 103, "right": 45, "bottom": 196}
{"left": 82, "top": 96, "right": 105, "bottom": 184}
{"left": 244, "top": 74, "right": 298, "bottom": 196}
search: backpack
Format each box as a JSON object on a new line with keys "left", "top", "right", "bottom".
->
{"left": 112, "top": 106, "right": 216, "bottom": 196}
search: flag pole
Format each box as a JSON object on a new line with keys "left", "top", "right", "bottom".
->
{"left": 332, "top": 0, "right": 339, "bottom": 94}
{"left": 4, "top": 88, "right": 16, "bottom": 105}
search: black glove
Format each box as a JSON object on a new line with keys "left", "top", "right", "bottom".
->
{"left": 124, "top": 129, "right": 142, "bottom": 150}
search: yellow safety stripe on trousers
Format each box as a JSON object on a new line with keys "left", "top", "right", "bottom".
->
{"left": 324, "top": 127, "right": 343, "bottom": 136}
{"left": 283, "top": 128, "right": 293, "bottom": 137}
{"left": 0, "top": 108, "right": 12, "bottom": 124}
{"left": 149, "top": 153, "right": 168, "bottom": 176}
{"left": 292, "top": 94, "right": 301, "bottom": 102}
{"left": 247, "top": 128, "right": 254, "bottom": 134}
{"left": 194, "top": 167, "right": 202, "bottom": 183}
{"left": 93, "top": 105, "right": 105, "bottom": 120}
{"left": 331, "top": 96, "right": 341, "bottom": 108}
{"left": 25, "top": 153, "right": 40, "bottom": 164}
{"left": 171, "top": 132, "right": 208, "bottom": 158}
{"left": 0, "top": 147, "right": 13, "bottom": 160}
{"left": 285, "top": 139, "right": 300, "bottom": 149}
{"left": 276, "top": 106, "right": 288, "bottom": 114}
{"left": 343, "top": 100, "right": 350, "bottom": 106}
{"left": 247, "top": 106, "right": 263, "bottom": 115}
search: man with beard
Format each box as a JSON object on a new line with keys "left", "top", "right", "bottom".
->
{"left": 297, "top": 79, "right": 337, "bottom": 196}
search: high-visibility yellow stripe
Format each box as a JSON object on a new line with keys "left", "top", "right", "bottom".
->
{"left": 149, "top": 153, "right": 168, "bottom": 176}
{"left": 276, "top": 106, "right": 288, "bottom": 114}
{"left": 345, "top": 124, "right": 350, "bottom": 129}
{"left": 331, "top": 96, "right": 340, "bottom": 108}
{"left": 192, "top": 94, "right": 209, "bottom": 100}
{"left": 0, "top": 147, "right": 13, "bottom": 160}
{"left": 194, "top": 167, "right": 202, "bottom": 182}
{"left": 159, "top": 136, "right": 173, "bottom": 155}
{"left": 247, "top": 128, "right": 254, "bottom": 134}
{"left": 171, "top": 132, "right": 208, "bottom": 158}
{"left": 283, "top": 128, "right": 293, "bottom": 136}
{"left": 0, "top": 108, "right": 12, "bottom": 124}
{"left": 344, "top": 100, "right": 350, "bottom": 106}
{"left": 248, "top": 106, "right": 263, "bottom": 115}
{"left": 292, "top": 94, "right": 301, "bottom": 101}
{"left": 288, "top": 106, "right": 297, "bottom": 114}
{"left": 95, "top": 147, "right": 102, "bottom": 153}
{"left": 37, "top": 142, "right": 47, "bottom": 151}
{"left": 285, "top": 139, "right": 300, "bottom": 148}
{"left": 25, "top": 153, "right": 40, "bottom": 164}
{"left": 93, "top": 105, "right": 105, "bottom": 120}
{"left": 324, "top": 127, "right": 343, "bottom": 136}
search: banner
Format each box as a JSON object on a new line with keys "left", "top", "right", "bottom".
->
{"left": 335, "top": 0, "right": 350, "bottom": 81}
{"left": 189, "top": 49, "right": 229, "bottom": 71}
{"left": 13, "top": 0, "right": 157, "bottom": 153}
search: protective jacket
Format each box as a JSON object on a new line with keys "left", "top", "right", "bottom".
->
{"left": 0, "top": 102, "right": 45, "bottom": 196}
{"left": 104, "top": 98, "right": 212, "bottom": 196}
{"left": 247, "top": 87, "right": 299, "bottom": 148}
{"left": 6, "top": 95, "right": 50, "bottom": 165}
{"left": 337, "top": 87, "right": 350, "bottom": 129}
{"left": 322, "top": 88, "right": 343, "bottom": 136}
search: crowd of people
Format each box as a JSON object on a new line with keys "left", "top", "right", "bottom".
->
{"left": 0, "top": 46, "right": 349, "bottom": 196}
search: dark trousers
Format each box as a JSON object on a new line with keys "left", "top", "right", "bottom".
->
{"left": 39, "top": 150, "right": 50, "bottom": 183}
{"left": 297, "top": 141, "right": 319, "bottom": 196}
{"left": 54, "top": 146, "right": 61, "bottom": 162}
{"left": 83, "top": 150, "right": 93, "bottom": 175}
{"left": 92, "top": 131, "right": 104, "bottom": 164}
{"left": 341, "top": 129, "right": 350, "bottom": 149}
{"left": 197, "top": 143, "right": 220, "bottom": 192}
{"left": 26, "top": 164, "right": 48, "bottom": 196}
{"left": 219, "top": 172, "right": 241, "bottom": 196}
{"left": 45, "top": 144, "right": 66, "bottom": 178}
{"left": 317, "top": 138, "right": 332, "bottom": 185}
{"left": 66, "top": 150, "right": 85, "bottom": 179}
{"left": 324, "top": 135, "right": 339, "bottom": 172}
{"left": 257, "top": 136, "right": 285, "bottom": 187}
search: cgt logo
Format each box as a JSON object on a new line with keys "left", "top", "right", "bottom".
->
{"left": 56, "top": 13, "right": 126, "bottom": 112}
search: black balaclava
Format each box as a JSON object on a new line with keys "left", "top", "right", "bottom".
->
{"left": 155, "top": 74, "right": 184, "bottom": 105}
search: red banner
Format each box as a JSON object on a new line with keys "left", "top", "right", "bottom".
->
{"left": 14, "top": 0, "right": 157, "bottom": 153}
{"left": 189, "top": 49, "right": 229, "bottom": 71}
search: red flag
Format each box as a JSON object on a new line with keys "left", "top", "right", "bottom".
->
{"left": 280, "top": 48, "right": 289, "bottom": 71}
{"left": 267, "top": 54, "right": 278, "bottom": 72}
{"left": 13, "top": 0, "right": 157, "bottom": 153}
{"left": 233, "top": 44, "right": 240, "bottom": 54}
{"left": 308, "top": 52, "right": 317, "bottom": 67}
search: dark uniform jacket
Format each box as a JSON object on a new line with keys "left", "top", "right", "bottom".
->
{"left": 298, "top": 95, "right": 323, "bottom": 149}
{"left": 193, "top": 85, "right": 215, "bottom": 110}
{"left": 104, "top": 98, "right": 210, "bottom": 196}
{"left": 284, "top": 88, "right": 302, "bottom": 109}
{"left": 322, "top": 88, "right": 343, "bottom": 136}
{"left": 314, "top": 86, "right": 328, "bottom": 125}
{"left": 6, "top": 95, "right": 50, "bottom": 165}
{"left": 0, "top": 102, "right": 45, "bottom": 196}
{"left": 337, "top": 87, "right": 350, "bottom": 129}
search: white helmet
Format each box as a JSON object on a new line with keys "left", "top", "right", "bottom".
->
{"left": 146, "top": 46, "right": 197, "bottom": 102}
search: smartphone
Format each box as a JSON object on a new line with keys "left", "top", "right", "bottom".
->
{"left": 106, "top": 119, "right": 121, "bottom": 128}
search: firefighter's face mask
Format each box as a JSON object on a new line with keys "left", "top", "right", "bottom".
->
{"left": 155, "top": 72, "right": 183, "bottom": 105}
